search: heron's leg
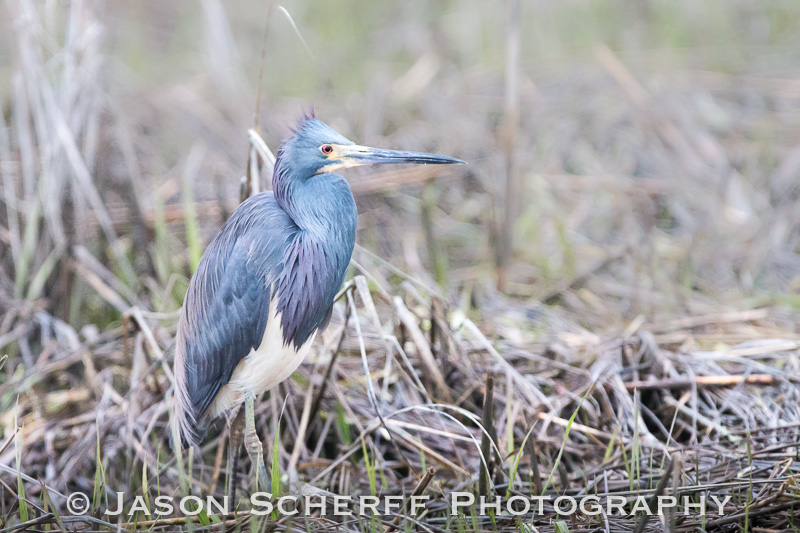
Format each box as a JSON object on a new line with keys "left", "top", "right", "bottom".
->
{"left": 243, "top": 391, "right": 269, "bottom": 489}
{"left": 226, "top": 406, "right": 244, "bottom": 505}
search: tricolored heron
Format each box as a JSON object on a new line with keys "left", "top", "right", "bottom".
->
{"left": 172, "top": 114, "right": 464, "bottom": 481}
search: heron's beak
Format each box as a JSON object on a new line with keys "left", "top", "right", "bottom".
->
{"left": 343, "top": 145, "right": 466, "bottom": 166}
{"left": 319, "top": 144, "right": 465, "bottom": 173}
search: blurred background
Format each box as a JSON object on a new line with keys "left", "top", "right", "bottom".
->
{"left": 2, "top": 0, "right": 800, "bottom": 336}
{"left": 3, "top": 1, "right": 800, "bottom": 526}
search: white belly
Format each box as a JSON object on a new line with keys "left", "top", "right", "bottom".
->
{"left": 209, "top": 296, "right": 316, "bottom": 417}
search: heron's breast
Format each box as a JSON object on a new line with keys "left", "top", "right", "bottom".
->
{"left": 209, "top": 295, "right": 316, "bottom": 417}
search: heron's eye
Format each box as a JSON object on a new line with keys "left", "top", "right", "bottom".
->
{"left": 321, "top": 144, "right": 333, "bottom": 155}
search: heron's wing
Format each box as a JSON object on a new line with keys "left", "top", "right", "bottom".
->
{"left": 175, "top": 193, "right": 294, "bottom": 422}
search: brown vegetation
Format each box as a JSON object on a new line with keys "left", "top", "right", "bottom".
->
{"left": 2, "top": 1, "right": 800, "bottom": 531}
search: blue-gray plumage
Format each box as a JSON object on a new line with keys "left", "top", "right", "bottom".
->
{"left": 173, "top": 115, "right": 464, "bottom": 446}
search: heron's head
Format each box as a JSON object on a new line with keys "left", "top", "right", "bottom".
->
{"left": 275, "top": 117, "right": 465, "bottom": 184}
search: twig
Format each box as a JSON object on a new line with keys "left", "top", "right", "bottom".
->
{"left": 348, "top": 286, "right": 417, "bottom": 478}
{"left": 125, "top": 306, "right": 174, "bottom": 382}
{"left": 649, "top": 309, "right": 771, "bottom": 333}
{"left": 478, "top": 373, "right": 495, "bottom": 497}
{"left": 307, "top": 298, "right": 350, "bottom": 428}
{"left": 461, "top": 317, "right": 550, "bottom": 408}
{"left": 0, "top": 513, "right": 56, "bottom": 533}
{"left": 384, "top": 467, "right": 436, "bottom": 532}
{"left": 633, "top": 455, "right": 674, "bottom": 533}
{"left": 524, "top": 429, "right": 542, "bottom": 495}
{"left": 621, "top": 374, "right": 779, "bottom": 391}
{"left": 497, "top": 0, "right": 520, "bottom": 292}
{"left": 668, "top": 451, "right": 682, "bottom": 533}
{"left": 664, "top": 396, "right": 741, "bottom": 443}
{"left": 393, "top": 296, "right": 450, "bottom": 400}
{"left": 287, "top": 361, "right": 317, "bottom": 481}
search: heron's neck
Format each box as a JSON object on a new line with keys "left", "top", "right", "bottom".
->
{"left": 277, "top": 177, "right": 357, "bottom": 242}
{"left": 273, "top": 176, "right": 357, "bottom": 349}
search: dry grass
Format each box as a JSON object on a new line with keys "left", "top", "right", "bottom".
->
{"left": 3, "top": 269, "right": 800, "bottom": 531}
{"left": 2, "top": 0, "right": 800, "bottom": 531}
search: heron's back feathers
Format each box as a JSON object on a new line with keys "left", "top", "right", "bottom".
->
{"left": 173, "top": 189, "right": 356, "bottom": 447}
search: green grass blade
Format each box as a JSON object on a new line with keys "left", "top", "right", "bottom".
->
{"left": 361, "top": 438, "right": 377, "bottom": 497}
{"left": 506, "top": 425, "right": 535, "bottom": 498}
{"left": 15, "top": 420, "right": 28, "bottom": 523}
{"left": 271, "top": 421, "right": 281, "bottom": 520}
{"left": 183, "top": 161, "right": 202, "bottom": 273}
{"left": 541, "top": 384, "right": 594, "bottom": 494}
